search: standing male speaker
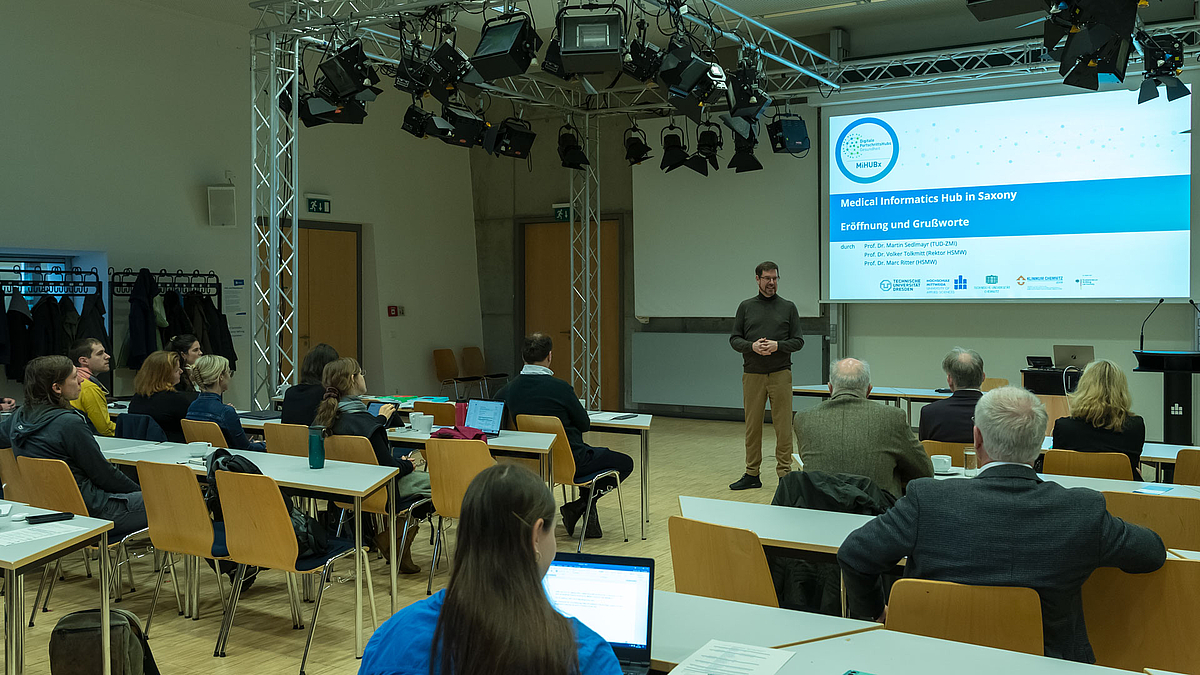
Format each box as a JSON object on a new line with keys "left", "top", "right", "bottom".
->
{"left": 729, "top": 261, "right": 804, "bottom": 490}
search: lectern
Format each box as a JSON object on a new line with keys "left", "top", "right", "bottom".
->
{"left": 1133, "top": 350, "right": 1200, "bottom": 445}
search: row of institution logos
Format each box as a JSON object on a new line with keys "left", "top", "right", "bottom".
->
{"left": 878, "top": 275, "right": 1075, "bottom": 293}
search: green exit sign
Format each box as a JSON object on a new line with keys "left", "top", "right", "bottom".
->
{"left": 552, "top": 203, "right": 572, "bottom": 222}
{"left": 306, "top": 195, "right": 331, "bottom": 214}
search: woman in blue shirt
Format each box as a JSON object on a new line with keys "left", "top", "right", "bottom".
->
{"left": 358, "top": 464, "right": 621, "bottom": 675}
{"left": 185, "top": 355, "right": 265, "bottom": 451}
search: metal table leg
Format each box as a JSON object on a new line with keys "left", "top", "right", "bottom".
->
{"left": 100, "top": 531, "right": 111, "bottom": 675}
{"left": 388, "top": 477, "right": 397, "bottom": 616}
{"left": 4, "top": 568, "right": 23, "bottom": 675}
{"left": 640, "top": 429, "right": 649, "bottom": 540}
{"left": 354, "top": 496, "right": 363, "bottom": 659}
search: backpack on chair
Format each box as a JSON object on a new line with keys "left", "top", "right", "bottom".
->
{"left": 49, "top": 609, "right": 159, "bottom": 675}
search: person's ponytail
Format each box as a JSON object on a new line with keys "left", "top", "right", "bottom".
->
{"left": 312, "top": 358, "right": 361, "bottom": 433}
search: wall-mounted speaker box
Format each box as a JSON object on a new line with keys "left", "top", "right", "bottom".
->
{"left": 207, "top": 185, "right": 236, "bottom": 228}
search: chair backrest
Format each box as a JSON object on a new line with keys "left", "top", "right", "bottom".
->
{"left": 667, "top": 516, "right": 778, "bottom": 608}
{"left": 885, "top": 579, "right": 1043, "bottom": 655}
{"left": 1082, "top": 557, "right": 1200, "bottom": 671}
{"left": 0, "top": 447, "right": 30, "bottom": 504}
{"left": 514, "top": 414, "right": 576, "bottom": 485}
{"left": 137, "top": 460, "right": 216, "bottom": 557}
{"left": 423, "top": 439, "right": 495, "bottom": 519}
{"left": 215, "top": 470, "right": 300, "bottom": 572}
{"left": 17, "top": 457, "right": 89, "bottom": 515}
{"left": 980, "top": 377, "right": 1009, "bottom": 392}
{"left": 1043, "top": 449, "right": 1131, "bottom": 480}
{"left": 920, "top": 440, "right": 968, "bottom": 467}
{"left": 324, "top": 435, "right": 388, "bottom": 514}
{"left": 461, "top": 347, "right": 487, "bottom": 378}
{"left": 1102, "top": 491, "right": 1200, "bottom": 551}
{"left": 181, "top": 418, "right": 229, "bottom": 448}
{"left": 432, "top": 349, "right": 459, "bottom": 382}
{"left": 413, "top": 401, "right": 456, "bottom": 426}
{"left": 264, "top": 422, "right": 309, "bottom": 457}
{"left": 1175, "top": 447, "right": 1200, "bottom": 486}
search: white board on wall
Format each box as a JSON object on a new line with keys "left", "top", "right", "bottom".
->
{"left": 632, "top": 115, "right": 821, "bottom": 318}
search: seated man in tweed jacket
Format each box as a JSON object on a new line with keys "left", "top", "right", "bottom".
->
{"left": 837, "top": 386, "right": 1166, "bottom": 663}
{"left": 792, "top": 358, "right": 934, "bottom": 497}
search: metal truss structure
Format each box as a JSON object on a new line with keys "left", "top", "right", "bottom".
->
{"left": 567, "top": 112, "right": 602, "bottom": 409}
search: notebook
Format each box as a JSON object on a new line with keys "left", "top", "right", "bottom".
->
{"left": 543, "top": 552, "right": 655, "bottom": 675}
{"left": 464, "top": 399, "right": 504, "bottom": 438}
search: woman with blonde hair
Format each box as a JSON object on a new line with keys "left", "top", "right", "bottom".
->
{"left": 129, "top": 350, "right": 196, "bottom": 443}
{"left": 1052, "top": 359, "right": 1145, "bottom": 479}
{"left": 185, "top": 354, "right": 265, "bottom": 451}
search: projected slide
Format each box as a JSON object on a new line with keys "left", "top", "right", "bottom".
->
{"left": 827, "top": 89, "right": 1190, "bottom": 301}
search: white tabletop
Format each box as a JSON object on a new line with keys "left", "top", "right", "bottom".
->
{"left": 678, "top": 496, "right": 874, "bottom": 553}
{"left": 94, "top": 437, "right": 396, "bottom": 498}
{"left": 386, "top": 427, "right": 555, "bottom": 454}
{"left": 1040, "top": 436, "right": 1190, "bottom": 464}
{"left": 793, "top": 385, "right": 949, "bottom": 401}
{"left": 650, "top": 590, "right": 880, "bottom": 669}
{"left": 586, "top": 411, "right": 653, "bottom": 431}
{"left": 0, "top": 499, "right": 113, "bottom": 571}
{"left": 780, "top": 629, "right": 1139, "bottom": 675}
{"left": 932, "top": 466, "right": 1200, "bottom": 497}
{"left": 1168, "top": 549, "right": 1200, "bottom": 561}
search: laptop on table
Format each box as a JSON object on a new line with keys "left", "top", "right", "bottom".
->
{"left": 464, "top": 399, "right": 504, "bottom": 438}
{"left": 543, "top": 552, "right": 655, "bottom": 675}
{"left": 1052, "top": 344, "right": 1095, "bottom": 369}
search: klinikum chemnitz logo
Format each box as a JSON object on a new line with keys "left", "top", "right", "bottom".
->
{"left": 836, "top": 117, "right": 899, "bottom": 184}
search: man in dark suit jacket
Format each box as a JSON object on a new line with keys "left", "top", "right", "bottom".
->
{"left": 793, "top": 358, "right": 934, "bottom": 497}
{"left": 838, "top": 386, "right": 1166, "bottom": 663}
{"left": 918, "top": 347, "right": 985, "bottom": 443}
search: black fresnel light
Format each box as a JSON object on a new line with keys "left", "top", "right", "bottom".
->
{"left": 624, "top": 125, "right": 653, "bottom": 165}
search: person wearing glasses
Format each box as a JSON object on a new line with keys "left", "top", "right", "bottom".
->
{"left": 728, "top": 261, "right": 805, "bottom": 491}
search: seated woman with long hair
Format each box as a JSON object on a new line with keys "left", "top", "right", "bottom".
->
{"left": 1052, "top": 358, "right": 1145, "bottom": 479}
{"left": 281, "top": 343, "right": 339, "bottom": 426}
{"left": 129, "top": 350, "right": 197, "bottom": 443}
{"left": 358, "top": 464, "right": 621, "bottom": 675}
{"left": 168, "top": 333, "right": 203, "bottom": 393}
{"left": 186, "top": 354, "right": 265, "bottom": 451}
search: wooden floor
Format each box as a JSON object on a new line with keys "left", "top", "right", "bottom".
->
{"left": 8, "top": 417, "right": 790, "bottom": 675}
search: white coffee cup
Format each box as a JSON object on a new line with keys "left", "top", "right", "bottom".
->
{"left": 931, "top": 455, "right": 952, "bottom": 473}
{"left": 187, "top": 441, "right": 213, "bottom": 458}
{"left": 411, "top": 413, "right": 434, "bottom": 435}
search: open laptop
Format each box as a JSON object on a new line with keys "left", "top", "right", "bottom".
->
{"left": 543, "top": 552, "right": 655, "bottom": 675}
{"left": 1052, "top": 344, "right": 1095, "bottom": 369}
{"left": 464, "top": 399, "right": 504, "bottom": 438}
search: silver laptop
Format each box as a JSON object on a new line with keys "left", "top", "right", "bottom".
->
{"left": 464, "top": 399, "right": 504, "bottom": 438}
{"left": 543, "top": 552, "right": 655, "bottom": 675}
{"left": 1052, "top": 344, "right": 1095, "bottom": 369}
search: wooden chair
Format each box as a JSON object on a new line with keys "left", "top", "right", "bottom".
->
{"left": 181, "top": 418, "right": 229, "bottom": 448}
{"left": 213, "top": 471, "right": 363, "bottom": 672}
{"left": 413, "top": 401, "right": 456, "bottom": 426}
{"left": 433, "top": 348, "right": 481, "bottom": 400}
{"left": 1043, "top": 449, "right": 1131, "bottom": 480}
{"left": 264, "top": 422, "right": 309, "bottom": 457}
{"left": 515, "top": 414, "right": 628, "bottom": 553}
{"left": 980, "top": 377, "right": 1009, "bottom": 392}
{"left": 920, "top": 440, "right": 968, "bottom": 467}
{"left": 460, "top": 346, "right": 508, "bottom": 396}
{"left": 1102, "top": 491, "right": 1200, "bottom": 551}
{"left": 1082, "top": 557, "right": 1200, "bottom": 672}
{"left": 0, "top": 447, "right": 29, "bottom": 504}
{"left": 423, "top": 439, "right": 495, "bottom": 594}
{"left": 137, "top": 460, "right": 230, "bottom": 634}
{"left": 1174, "top": 447, "right": 1200, "bottom": 486}
{"left": 667, "top": 516, "right": 778, "bottom": 608}
{"left": 885, "top": 579, "right": 1043, "bottom": 655}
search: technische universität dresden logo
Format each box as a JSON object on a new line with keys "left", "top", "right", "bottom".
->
{"left": 836, "top": 117, "right": 899, "bottom": 184}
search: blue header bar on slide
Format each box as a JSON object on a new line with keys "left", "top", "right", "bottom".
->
{"left": 830, "top": 174, "right": 1188, "bottom": 242}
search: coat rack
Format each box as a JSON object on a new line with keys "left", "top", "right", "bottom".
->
{"left": 107, "top": 268, "right": 224, "bottom": 354}
{"left": 0, "top": 265, "right": 102, "bottom": 297}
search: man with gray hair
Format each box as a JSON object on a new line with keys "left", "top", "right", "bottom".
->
{"left": 792, "top": 358, "right": 933, "bottom": 497}
{"left": 919, "top": 347, "right": 986, "bottom": 443}
{"left": 838, "top": 386, "right": 1165, "bottom": 663}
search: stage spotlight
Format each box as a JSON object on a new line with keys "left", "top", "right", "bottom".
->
{"left": 624, "top": 125, "right": 653, "bottom": 165}
{"left": 558, "top": 124, "right": 590, "bottom": 170}
{"left": 441, "top": 106, "right": 488, "bottom": 147}
{"left": 557, "top": 5, "right": 626, "bottom": 73}
{"left": 402, "top": 103, "right": 435, "bottom": 138}
{"left": 393, "top": 50, "right": 433, "bottom": 97}
{"left": 767, "top": 114, "right": 810, "bottom": 154}
{"left": 318, "top": 41, "right": 380, "bottom": 100}
{"left": 472, "top": 12, "right": 543, "bottom": 81}
{"left": 427, "top": 40, "right": 480, "bottom": 104}
{"left": 659, "top": 123, "right": 689, "bottom": 173}
{"left": 622, "top": 20, "right": 664, "bottom": 83}
{"left": 1043, "top": 0, "right": 1136, "bottom": 91}
{"left": 424, "top": 114, "right": 455, "bottom": 141}
{"left": 484, "top": 117, "right": 537, "bottom": 158}
{"left": 728, "top": 127, "right": 763, "bottom": 173}
{"left": 659, "top": 42, "right": 728, "bottom": 122}
{"left": 727, "top": 68, "right": 771, "bottom": 122}
{"left": 298, "top": 92, "right": 367, "bottom": 127}
{"left": 540, "top": 38, "right": 573, "bottom": 81}
{"left": 694, "top": 122, "right": 723, "bottom": 171}
{"left": 1137, "top": 31, "right": 1190, "bottom": 103}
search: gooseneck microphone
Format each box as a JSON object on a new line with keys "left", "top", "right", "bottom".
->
{"left": 1190, "top": 299, "right": 1200, "bottom": 316}
{"left": 1140, "top": 298, "right": 1165, "bottom": 351}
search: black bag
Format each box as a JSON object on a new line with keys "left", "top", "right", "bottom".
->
{"left": 205, "top": 448, "right": 328, "bottom": 558}
{"left": 49, "top": 609, "right": 159, "bottom": 675}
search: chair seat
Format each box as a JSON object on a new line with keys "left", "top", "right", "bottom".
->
{"left": 485, "top": 372, "right": 508, "bottom": 379}
{"left": 211, "top": 522, "right": 229, "bottom": 558}
{"left": 453, "top": 376, "right": 483, "bottom": 383}
{"left": 296, "top": 536, "right": 355, "bottom": 572}
{"left": 574, "top": 468, "right": 619, "bottom": 487}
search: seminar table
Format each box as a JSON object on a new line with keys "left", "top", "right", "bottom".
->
{"left": 93, "top": 436, "right": 397, "bottom": 658}
{"left": 1039, "top": 436, "right": 1194, "bottom": 482}
{"left": 1, "top": 500, "right": 114, "bottom": 675}
{"left": 649, "top": 590, "right": 880, "bottom": 671}
{"left": 779, "top": 628, "right": 1140, "bottom": 675}
{"left": 584, "top": 412, "right": 654, "bottom": 539}
{"left": 933, "top": 465, "right": 1200, "bottom": 497}
{"left": 678, "top": 496, "right": 874, "bottom": 555}
{"left": 793, "top": 384, "right": 950, "bottom": 419}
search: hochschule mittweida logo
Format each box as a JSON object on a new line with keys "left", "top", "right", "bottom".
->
{"left": 836, "top": 117, "right": 898, "bottom": 184}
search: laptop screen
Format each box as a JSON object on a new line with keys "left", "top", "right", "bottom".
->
{"left": 464, "top": 399, "right": 504, "bottom": 434}
{"left": 543, "top": 553, "right": 654, "bottom": 656}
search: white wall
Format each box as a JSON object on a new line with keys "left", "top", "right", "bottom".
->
{"left": 0, "top": 0, "right": 482, "bottom": 406}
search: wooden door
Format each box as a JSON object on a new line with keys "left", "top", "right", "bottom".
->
{"left": 524, "top": 220, "right": 620, "bottom": 409}
{"left": 297, "top": 225, "right": 361, "bottom": 361}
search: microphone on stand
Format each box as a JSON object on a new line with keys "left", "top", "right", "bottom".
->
{"left": 1140, "top": 298, "right": 1165, "bottom": 351}
{"left": 1189, "top": 299, "right": 1200, "bottom": 316}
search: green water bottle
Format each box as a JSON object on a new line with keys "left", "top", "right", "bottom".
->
{"left": 308, "top": 425, "right": 326, "bottom": 469}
